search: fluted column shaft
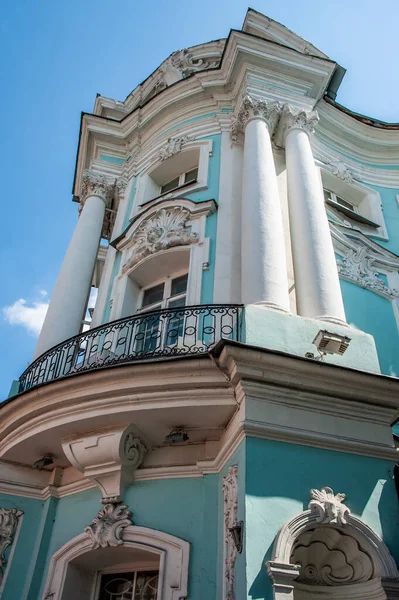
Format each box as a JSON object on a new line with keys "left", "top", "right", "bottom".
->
{"left": 238, "top": 96, "right": 290, "bottom": 311}
{"left": 281, "top": 106, "right": 346, "bottom": 324}
{"left": 33, "top": 172, "right": 112, "bottom": 359}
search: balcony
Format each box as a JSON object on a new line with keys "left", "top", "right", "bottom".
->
{"left": 18, "top": 304, "right": 243, "bottom": 393}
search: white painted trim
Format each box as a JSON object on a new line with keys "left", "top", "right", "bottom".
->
{"left": 42, "top": 526, "right": 190, "bottom": 600}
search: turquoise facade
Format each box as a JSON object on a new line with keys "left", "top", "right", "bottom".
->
{"left": 245, "top": 437, "right": 399, "bottom": 599}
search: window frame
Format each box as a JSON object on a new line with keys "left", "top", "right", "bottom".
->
{"left": 318, "top": 166, "right": 388, "bottom": 240}
{"left": 93, "top": 565, "right": 160, "bottom": 600}
{"left": 138, "top": 271, "right": 189, "bottom": 313}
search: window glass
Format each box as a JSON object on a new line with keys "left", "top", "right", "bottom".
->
{"left": 160, "top": 177, "right": 179, "bottom": 194}
{"left": 142, "top": 283, "right": 165, "bottom": 308}
{"left": 184, "top": 167, "right": 198, "bottom": 184}
{"left": 171, "top": 274, "right": 188, "bottom": 297}
{"left": 335, "top": 195, "right": 355, "bottom": 211}
{"left": 168, "top": 296, "right": 186, "bottom": 309}
{"left": 98, "top": 571, "right": 158, "bottom": 600}
{"left": 98, "top": 572, "right": 135, "bottom": 600}
{"left": 134, "top": 571, "right": 159, "bottom": 600}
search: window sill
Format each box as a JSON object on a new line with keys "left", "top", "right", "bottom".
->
{"left": 140, "top": 180, "right": 198, "bottom": 208}
{"left": 326, "top": 199, "right": 380, "bottom": 228}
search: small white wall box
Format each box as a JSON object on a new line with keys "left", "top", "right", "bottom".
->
{"left": 312, "top": 330, "right": 351, "bottom": 356}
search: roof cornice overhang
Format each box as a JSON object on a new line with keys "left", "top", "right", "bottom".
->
{"left": 211, "top": 340, "right": 399, "bottom": 412}
{"left": 315, "top": 99, "right": 399, "bottom": 166}
{"left": 73, "top": 29, "right": 339, "bottom": 197}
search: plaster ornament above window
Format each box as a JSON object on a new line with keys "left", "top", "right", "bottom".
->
{"left": 84, "top": 503, "right": 132, "bottom": 550}
{"left": 231, "top": 94, "right": 281, "bottom": 142}
{"left": 0, "top": 507, "right": 23, "bottom": 584}
{"left": 80, "top": 170, "right": 114, "bottom": 206}
{"left": 291, "top": 528, "right": 373, "bottom": 586}
{"left": 122, "top": 207, "right": 198, "bottom": 274}
{"left": 324, "top": 157, "right": 355, "bottom": 183}
{"left": 338, "top": 246, "right": 399, "bottom": 299}
{"left": 223, "top": 465, "right": 239, "bottom": 600}
{"left": 159, "top": 135, "right": 191, "bottom": 161}
{"left": 168, "top": 48, "right": 220, "bottom": 77}
{"left": 275, "top": 104, "right": 319, "bottom": 146}
{"left": 309, "top": 487, "right": 350, "bottom": 526}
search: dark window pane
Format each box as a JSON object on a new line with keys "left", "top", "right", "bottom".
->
{"left": 171, "top": 274, "right": 188, "bottom": 297}
{"left": 98, "top": 572, "right": 135, "bottom": 600}
{"left": 335, "top": 195, "right": 355, "bottom": 211}
{"left": 134, "top": 571, "right": 159, "bottom": 600}
{"left": 184, "top": 167, "right": 198, "bottom": 184}
{"left": 161, "top": 176, "right": 179, "bottom": 194}
{"left": 142, "top": 284, "right": 164, "bottom": 308}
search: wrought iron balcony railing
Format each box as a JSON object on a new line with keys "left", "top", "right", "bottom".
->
{"left": 18, "top": 304, "right": 243, "bottom": 393}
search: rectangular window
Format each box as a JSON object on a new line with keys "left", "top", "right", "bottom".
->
{"left": 98, "top": 570, "right": 158, "bottom": 600}
{"left": 171, "top": 274, "right": 188, "bottom": 297}
{"left": 184, "top": 167, "right": 198, "bottom": 184}
{"left": 324, "top": 189, "right": 355, "bottom": 212}
{"left": 142, "top": 283, "right": 165, "bottom": 309}
{"left": 160, "top": 176, "right": 180, "bottom": 195}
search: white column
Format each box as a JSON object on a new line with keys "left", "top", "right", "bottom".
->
{"left": 280, "top": 105, "right": 346, "bottom": 324}
{"left": 213, "top": 127, "right": 243, "bottom": 304}
{"left": 33, "top": 171, "right": 112, "bottom": 359}
{"left": 239, "top": 95, "right": 290, "bottom": 312}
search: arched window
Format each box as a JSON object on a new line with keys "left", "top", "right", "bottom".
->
{"left": 43, "top": 526, "right": 189, "bottom": 600}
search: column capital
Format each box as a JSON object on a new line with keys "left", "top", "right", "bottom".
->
{"left": 80, "top": 170, "right": 114, "bottom": 206}
{"left": 275, "top": 104, "right": 319, "bottom": 147}
{"left": 232, "top": 94, "right": 281, "bottom": 142}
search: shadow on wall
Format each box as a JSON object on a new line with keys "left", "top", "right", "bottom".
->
{"left": 245, "top": 437, "right": 399, "bottom": 599}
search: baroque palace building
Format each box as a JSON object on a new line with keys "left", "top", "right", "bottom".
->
{"left": 2, "top": 8, "right": 399, "bottom": 600}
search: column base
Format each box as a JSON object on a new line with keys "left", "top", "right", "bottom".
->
{"left": 253, "top": 301, "right": 290, "bottom": 314}
{"left": 313, "top": 315, "right": 348, "bottom": 327}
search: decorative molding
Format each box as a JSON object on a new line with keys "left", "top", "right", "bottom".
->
{"left": 268, "top": 506, "right": 399, "bottom": 600}
{"left": 324, "top": 157, "right": 355, "bottom": 183}
{"left": 84, "top": 503, "right": 132, "bottom": 549}
{"left": 223, "top": 465, "right": 239, "bottom": 600}
{"left": 231, "top": 94, "right": 281, "bottom": 142}
{"left": 275, "top": 104, "right": 319, "bottom": 147}
{"left": 291, "top": 527, "right": 373, "bottom": 585}
{"left": 168, "top": 48, "right": 220, "bottom": 77}
{"left": 308, "top": 486, "right": 350, "bottom": 526}
{"left": 0, "top": 508, "right": 23, "bottom": 585}
{"left": 337, "top": 246, "right": 399, "bottom": 299}
{"left": 121, "top": 206, "right": 198, "bottom": 274}
{"left": 43, "top": 526, "right": 190, "bottom": 600}
{"left": 80, "top": 170, "right": 114, "bottom": 206}
{"left": 159, "top": 135, "right": 190, "bottom": 160}
{"left": 62, "top": 424, "right": 148, "bottom": 503}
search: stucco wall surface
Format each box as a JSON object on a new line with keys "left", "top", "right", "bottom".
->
{"left": 245, "top": 437, "right": 399, "bottom": 600}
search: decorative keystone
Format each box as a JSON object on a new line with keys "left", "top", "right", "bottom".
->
{"left": 308, "top": 486, "right": 350, "bottom": 526}
{"left": 84, "top": 503, "right": 132, "bottom": 549}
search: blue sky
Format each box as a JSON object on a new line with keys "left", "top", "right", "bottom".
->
{"left": 0, "top": 0, "right": 398, "bottom": 399}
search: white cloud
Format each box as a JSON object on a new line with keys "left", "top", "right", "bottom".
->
{"left": 2, "top": 294, "right": 49, "bottom": 336}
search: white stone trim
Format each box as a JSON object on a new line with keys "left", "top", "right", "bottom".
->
{"left": 42, "top": 525, "right": 190, "bottom": 600}
{"left": 268, "top": 507, "right": 399, "bottom": 600}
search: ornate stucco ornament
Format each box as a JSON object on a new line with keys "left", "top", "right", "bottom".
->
{"left": 159, "top": 135, "right": 190, "bottom": 161}
{"left": 324, "top": 157, "right": 355, "bottom": 183}
{"left": 84, "top": 503, "right": 132, "bottom": 549}
{"left": 223, "top": 465, "right": 239, "bottom": 600}
{"left": 231, "top": 94, "right": 281, "bottom": 142}
{"left": 338, "top": 246, "right": 399, "bottom": 299}
{"left": 80, "top": 170, "right": 114, "bottom": 206}
{"left": 0, "top": 507, "right": 23, "bottom": 584}
{"left": 122, "top": 207, "right": 198, "bottom": 274}
{"left": 292, "top": 528, "right": 373, "bottom": 585}
{"left": 169, "top": 48, "right": 220, "bottom": 77}
{"left": 309, "top": 486, "right": 350, "bottom": 526}
{"left": 274, "top": 104, "right": 319, "bottom": 146}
